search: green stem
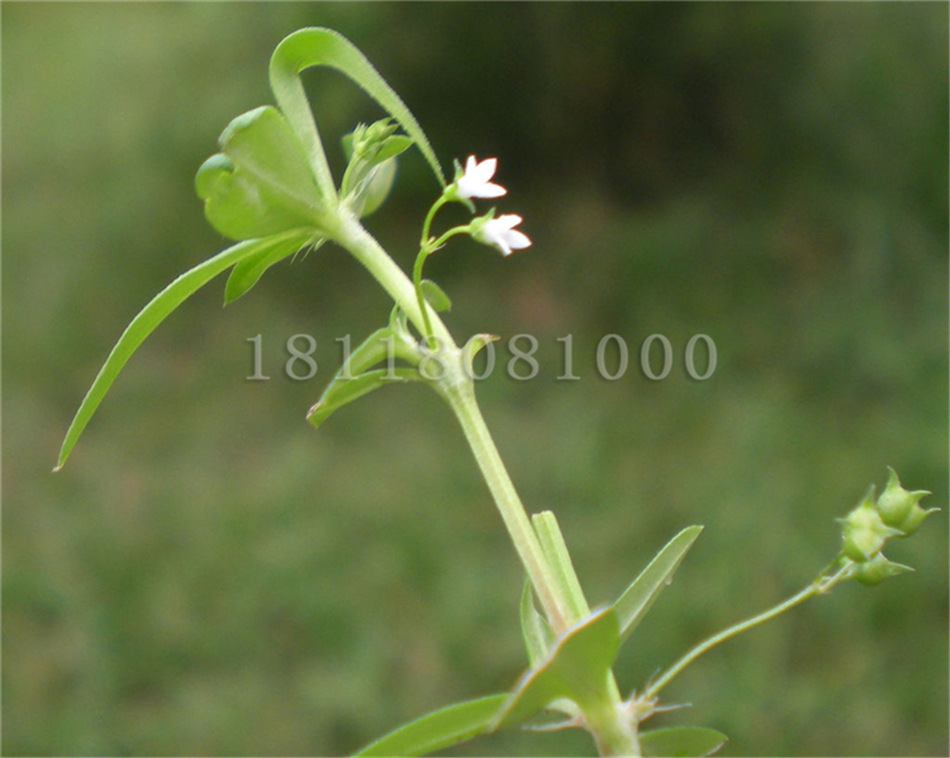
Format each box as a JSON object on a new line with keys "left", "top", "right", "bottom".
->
{"left": 332, "top": 214, "right": 449, "bottom": 344}
{"left": 332, "top": 208, "right": 639, "bottom": 757}
{"left": 644, "top": 561, "right": 853, "bottom": 700}
{"left": 413, "top": 226, "right": 471, "bottom": 346}
{"left": 585, "top": 696, "right": 641, "bottom": 757}
{"left": 441, "top": 381, "right": 571, "bottom": 633}
{"left": 420, "top": 194, "right": 449, "bottom": 248}
{"left": 412, "top": 246, "right": 436, "bottom": 347}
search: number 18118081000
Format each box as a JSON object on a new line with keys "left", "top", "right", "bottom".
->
{"left": 246, "top": 333, "right": 717, "bottom": 382}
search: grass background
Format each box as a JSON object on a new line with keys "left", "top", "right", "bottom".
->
{"left": 3, "top": 3, "right": 948, "bottom": 756}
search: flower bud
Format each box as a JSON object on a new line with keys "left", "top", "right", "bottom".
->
{"left": 852, "top": 553, "right": 914, "bottom": 586}
{"left": 875, "top": 467, "right": 936, "bottom": 536}
{"left": 838, "top": 486, "right": 902, "bottom": 562}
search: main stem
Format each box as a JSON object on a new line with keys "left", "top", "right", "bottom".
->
{"left": 330, "top": 213, "right": 571, "bottom": 633}
{"left": 333, "top": 212, "right": 645, "bottom": 755}
{"left": 441, "top": 381, "right": 571, "bottom": 634}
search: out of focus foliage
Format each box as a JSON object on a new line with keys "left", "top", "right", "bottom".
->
{"left": 3, "top": 4, "right": 946, "bottom": 756}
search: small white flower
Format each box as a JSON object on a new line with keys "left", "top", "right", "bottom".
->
{"left": 473, "top": 213, "right": 532, "bottom": 256}
{"left": 454, "top": 155, "right": 507, "bottom": 200}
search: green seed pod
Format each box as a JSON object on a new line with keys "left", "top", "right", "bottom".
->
{"left": 852, "top": 553, "right": 914, "bottom": 586}
{"left": 838, "top": 486, "right": 902, "bottom": 562}
{"left": 875, "top": 467, "right": 936, "bottom": 536}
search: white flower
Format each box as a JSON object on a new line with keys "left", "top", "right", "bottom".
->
{"left": 473, "top": 213, "right": 531, "bottom": 256}
{"left": 454, "top": 155, "right": 507, "bottom": 200}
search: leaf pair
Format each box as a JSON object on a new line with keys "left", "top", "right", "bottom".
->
{"left": 355, "top": 526, "right": 727, "bottom": 758}
{"left": 306, "top": 283, "right": 452, "bottom": 429}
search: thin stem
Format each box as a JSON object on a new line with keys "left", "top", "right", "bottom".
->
{"left": 412, "top": 248, "right": 436, "bottom": 345}
{"left": 644, "top": 561, "right": 853, "bottom": 700}
{"left": 412, "top": 194, "right": 459, "bottom": 344}
{"left": 442, "top": 381, "right": 572, "bottom": 633}
{"left": 420, "top": 194, "right": 450, "bottom": 249}
{"left": 413, "top": 226, "right": 471, "bottom": 345}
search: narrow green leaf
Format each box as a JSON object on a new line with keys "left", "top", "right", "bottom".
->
{"left": 533, "top": 511, "right": 590, "bottom": 624}
{"left": 371, "top": 134, "right": 414, "bottom": 164}
{"left": 640, "top": 726, "right": 728, "bottom": 757}
{"left": 55, "top": 231, "right": 314, "bottom": 470}
{"left": 494, "top": 607, "right": 620, "bottom": 729}
{"left": 520, "top": 579, "right": 555, "bottom": 668}
{"left": 225, "top": 236, "right": 322, "bottom": 304}
{"left": 419, "top": 279, "right": 452, "bottom": 313}
{"left": 353, "top": 693, "right": 506, "bottom": 757}
{"left": 269, "top": 27, "right": 445, "bottom": 195}
{"left": 615, "top": 526, "right": 703, "bottom": 645}
{"left": 306, "top": 368, "right": 423, "bottom": 429}
{"left": 345, "top": 326, "right": 420, "bottom": 379}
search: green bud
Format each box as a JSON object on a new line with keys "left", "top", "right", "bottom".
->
{"left": 875, "top": 467, "right": 936, "bottom": 536}
{"left": 838, "top": 485, "right": 902, "bottom": 562}
{"left": 852, "top": 553, "right": 914, "bottom": 586}
{"left": 340, "top": 119, "right": 413, "bottom": 217}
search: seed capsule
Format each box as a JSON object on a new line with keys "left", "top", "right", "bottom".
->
{"left": 875, "top": 467, "right": 936, "bottom": 537}
{"left": 838, "top": 486, "right": 902, "bottom": 562}
{"left": 852, "top": 553, "right": 914, "bottom": 586}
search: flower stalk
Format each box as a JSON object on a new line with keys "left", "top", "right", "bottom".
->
{"left": 643, "top": 559, "right": 854, "bottom": 700}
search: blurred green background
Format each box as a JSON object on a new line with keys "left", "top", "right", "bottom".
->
{"left": 3, "top": 3, "right": 947, "bottom": 756}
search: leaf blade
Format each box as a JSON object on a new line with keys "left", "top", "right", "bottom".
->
{"left": 306, "top": 368, "right": 424, "bottom": 430}
{"left": 196, "top": 106, "right": 323, "bottom": 240}
{"left": 55, "top": 230, "right": 313, "bottom": 470}
{"left": 419, "top": 279, "right": 452, "bottom": 313}
{"left": 353, "top": 694, "right": 506, "bottom": 757}
{"left": 640, "top": 726, "right": 728, "bottom": 758}
{"left": 225, "top": 236, "right": 321, "bottom": 304}
{"left": 520, "top": 579, "right": 555, "bottom": 669}
{"left": 495, "top": 607, "right": 620, "bottom": 729}
{"left": 615, "top": 526, "right": 703, "bottom": 645}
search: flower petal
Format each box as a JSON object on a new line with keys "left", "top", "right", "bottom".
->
{"left": 473, "top": 213, "right": 531, "bottom": 256}
{"left": 454, "top": 155, "right": 507, "bottom": 199}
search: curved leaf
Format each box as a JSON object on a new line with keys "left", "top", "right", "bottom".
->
{"left": 353, "top": 694, "right": 506, "bottom": 758}
{"left": 306, "top": 368, "right": 424, "bottom": 430}
{"left": 494, "top": 607, "right": 620, "bottom": 729}
{"left": 306, "top": 319, "right": 428, "bottom": 429}
{"left": 195, "top": 105, "right": 325, "bottom": 240}
{"left": 55, "top": 230, "right": 313, "bottom": 470}
{"left": 269, "top": 27, "right": 445, "bottom": 200}
{"left": 419, "top": 279, "right": 452, "bottom": 313}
